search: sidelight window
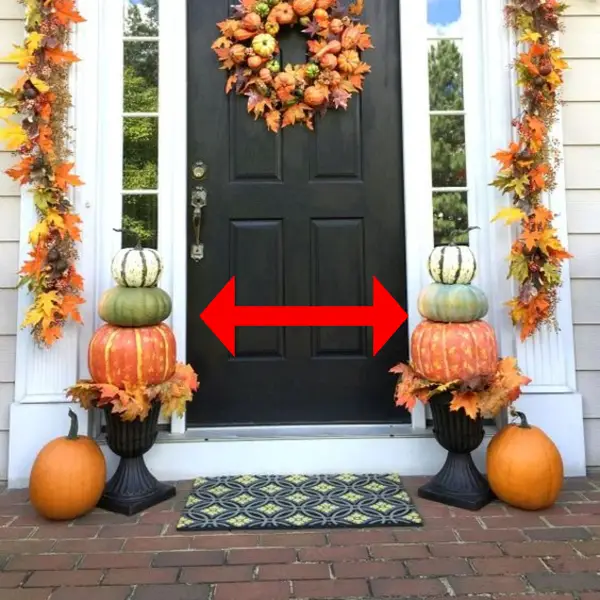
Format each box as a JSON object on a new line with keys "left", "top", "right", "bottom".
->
{"left": 427, "top": 0, "right": 469, "bottom": 247}
{"left": 121, "top": 0, "right": 160, "bottom": 250}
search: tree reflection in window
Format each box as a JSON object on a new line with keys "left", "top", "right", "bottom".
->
{"left": 121, "top": 0, "right": 159, "bottom": 249}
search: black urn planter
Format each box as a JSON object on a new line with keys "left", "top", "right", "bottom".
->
{"left": 418, "top": 392, "right": 494, "bottom": 511}
{"left": 97, "top": 402, "right": 176, "bottom": 516}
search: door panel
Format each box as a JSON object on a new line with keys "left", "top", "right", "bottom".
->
{"left": 186, "top": 0, "right": 409, "bottom": 427}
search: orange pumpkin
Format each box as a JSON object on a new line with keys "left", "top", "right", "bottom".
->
{"left": 275, "top": 3, "right": 296, "bottom": 24}
{"left": 229, "top": 44, "right": 247, "bottom": 64}
{"left": 242, "top": 12, "right": 262, "bottom": 31}
{"left": 339, "top": 49, "right": 360, "bottom": 72}
{"left": 316, "top": 0, "right": 335, "bottom": 8}
{"left": 88, "top": 323, "right": 176, "bottom": 388}
{"left": 341, "top": 25, "right": 361, "bottom": 49}
{"left": 313, "top": 8, "right": 329, "bottom": 22}
{"left": 411, "top": 320, "right": 498, "bottom": 383}
{"left": 487, "top": 411, "right": 563, "bottom": 511}
{"left": 247, "top": 55, "right": 264, "bottom": 69}
{"left": 260, "top": 67, "right": 273, "bottom": 83}
{"left": 304, "top": 85, "right": 326, "bottom": 107}
{"left": 319, "top": 53, "right": 338, "bottom": 69}
{"left": 292, "top": 0, "right": 316, "bottom": 16}
{"left": 29, "top": 410, "right": 106, "bottom": 521}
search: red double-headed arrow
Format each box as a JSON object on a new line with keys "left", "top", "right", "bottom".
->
{"left": 200, "top": 276, "right": 408, "bottom": 356}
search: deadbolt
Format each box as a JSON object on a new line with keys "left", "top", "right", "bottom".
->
{"left": 192, "top": 160, "right": 208, "bottom": 180}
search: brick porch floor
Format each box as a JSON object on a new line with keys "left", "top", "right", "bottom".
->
{"left": 2, "top": 476, "right": 600, "bottom": 599}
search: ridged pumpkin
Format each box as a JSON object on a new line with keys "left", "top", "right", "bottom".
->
{"left": 98, "top": 286, "right": 172, "bottom": 327}
{"left": 487, "top": 411, "right": 563, "bottom": 511}
{"left": 411, "top": 320, "right": 498, "bottom": 383}
{"left": 29, "top": 410, "right": 106, "bottom": 521}
{"left": 88, "top": 323, "right": 176, "bottom": 387}
{"left": 111, "top": 246, "right": 163, "bottom": 288}
{"left": 428, "top": 244, "right": 476, "bottom": 285}
{"left": 417, "top": 283, "right": 488, "bottom": 323}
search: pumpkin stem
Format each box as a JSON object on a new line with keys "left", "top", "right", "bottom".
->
{"left": 67, "top": 409, "right": 79, "bottom": 440}
{"left": 512, "top": 409, "right": 531, "bottom": 429}
{"left": 113, "top": 227, "right": 142, "bottom": 250}
{"left": 448, "top": 225, "right": 481, "bottom": 246}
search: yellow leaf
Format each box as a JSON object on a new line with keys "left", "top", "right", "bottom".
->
{"left": 29, "top": 220, "right": 50, "bottom": 244}
{"left": 0, "top": 45, "right": 34, "bottom": 68}
{"left": 491, "top": 207, "right": 526, "bottom": 225}
{"left": 26, "top": 32, "right": 45, "bottom": 52}
{"left": 0, "top": 122, "right": 27, "bottom": 150}
{"left": 38, "top": 291, "right": 60, "bottom": 317}
{"left": 21, "top": 306, "right": 44, "bottom": 329}
{"left": 519, "top": 29, "right": 541, "bottom": 43}
{"left": 0, "top": 107, "right": 16, "bottom": 121}
{"left": 29, "top": 76, "right": 49, "bottom": 93}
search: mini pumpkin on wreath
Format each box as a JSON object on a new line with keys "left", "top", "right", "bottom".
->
{"left": 212, "top": 0, "right": 373, "bottom": 132}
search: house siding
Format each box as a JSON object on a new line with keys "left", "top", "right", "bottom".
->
{"left": 0, "top": 0, "right": 23, "bottom": 480}
{"left": 563, "top": 1, "right": 600, "bottom": 466}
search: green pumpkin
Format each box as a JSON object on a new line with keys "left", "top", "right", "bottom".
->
{"left": 417, "top": 283, "right": 488, "bottom": 323}
{"left": 98, "top": 286, "right": 172, "bottom": 327}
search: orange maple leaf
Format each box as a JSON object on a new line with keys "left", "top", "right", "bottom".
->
{"left": 70, "top": 271, "right": 85, "bottom": 291}
{"left": 54, "top": 163, "right": 83, "bottom": 190}
{"left": 526, "top": 115, "right": 546, "bottom": 142}
{"left": 6, "top": 156, "right": 33, "bottom": 183}
{"left": 217, "top": 19, "right": 240, "bottom": 38}
{"left": 38, "top": 124, "right": 54, "bottom": 156}
{"left": 19, "top": 244, "right": 47, "bottom": 276}
{"left": 60, "top": 293, "right": 84, "bottom": 323}
{"left": 357, "top": 33, "right": 373, "bottom": 51}
{"left": 45, "top": 47, "right": 80, "bottom": 65}
{"left": 532, "top": 205, "right": 554, "bottom": 228}
{"left": 450, "top": 392, "right": 480, "bottom": 420}
{"left": 522, "top": 228, "right": 542, "bottom": 251}
{"left": 265, "top": 110, "right": 281, "bottom": 133}
{"left": 529, "top": 163, "right": 550, "bottom": 191}
{"left": 41, "top": 323, "right": 63, "bottom": 346}
{"left": 225, "top": 74, "right": 237, "bottom": 94}
{"left": 282, "top": 103, "right": 309, "bottom": 128}
{"left": 62, "top": 212, "right": 82, "bottom": 241}
{"left": 54, "top": 0, "right": 86, "bottom": 24}
{"left": 493, "top": 141, "right": 520, "bottom": 169}
{"left": 38, "top": 101, "right": 52, "bottom": 122}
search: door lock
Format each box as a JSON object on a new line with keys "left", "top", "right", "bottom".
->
{"left": 192, "top": 160, "right": 208, "bottom": 180}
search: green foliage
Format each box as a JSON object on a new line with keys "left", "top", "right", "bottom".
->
{"left": 429, "top": 40, "right": 469, "bottom": 246}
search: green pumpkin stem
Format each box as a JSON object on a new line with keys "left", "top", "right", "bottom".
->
{"left": 448, "top": 225, "right": 481, "bottom": 246}
{"left": 113, "top": 227, "right": 143, "bottom": 250}
{"left": 511, "top": 409, "right": 531, "bottom": 429}
{"left": 67, "top": 409, "right": 79, "bottom": 440}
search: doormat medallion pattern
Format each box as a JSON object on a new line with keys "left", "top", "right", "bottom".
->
{"left": 177, "top": 473, "right": 423, "bottom": 531}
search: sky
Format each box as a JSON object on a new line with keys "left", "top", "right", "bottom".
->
{"left": 427, "top": 0, "right": 462, "bottom": 37}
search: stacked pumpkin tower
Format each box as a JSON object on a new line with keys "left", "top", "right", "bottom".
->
{"left": 412, "top": 243, "right": 498, "bottom": 385}
{"left": 88, "top": 242, "right": 177, "bottom": 403}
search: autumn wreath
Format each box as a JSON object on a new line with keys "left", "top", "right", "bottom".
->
{"left": 212, "top": 0, "right": 372, "bottom": 132}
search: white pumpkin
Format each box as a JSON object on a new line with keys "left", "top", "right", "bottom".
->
{"left": 111, "top": 246, "right": 163, "bottom": 288}
{"left": 428, "top": 244, "right": 476, "bottom": 285}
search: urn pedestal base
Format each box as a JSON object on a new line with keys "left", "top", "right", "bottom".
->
{"left": 97, "top": 456, "right": 176, "bottom": 516}
{"left": 98, "top": 403, "right": 175, "bottom": 516}
{"left": 418, "top": 392, "right": 494, "bottom": 512}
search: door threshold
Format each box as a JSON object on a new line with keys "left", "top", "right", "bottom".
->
{"left": 159, "top": 423, "right": 497, "bottom": 442}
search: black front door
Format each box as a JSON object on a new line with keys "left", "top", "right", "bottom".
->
{"left": 186, "top": 0, "right": 408, "bottom": 427}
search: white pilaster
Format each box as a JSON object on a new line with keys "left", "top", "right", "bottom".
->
{"left": 500, "top": 25, "right": 585, "bottom": 475}
{"left": 8, "top": 0, "right": 103, "bottom": 487}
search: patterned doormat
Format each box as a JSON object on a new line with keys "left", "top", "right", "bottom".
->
{"left": 176, "top": 473, "right": 423, "bottom": 531}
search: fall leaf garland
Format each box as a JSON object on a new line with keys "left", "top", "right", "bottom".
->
{"left": 0, "top": 0, "right": 85, "bottom": 347}
{"left": 212, "top": 0, "right": 373, "bottom": 133}
{"left": 491, "top": 0, "right": 572, "bottom": 341}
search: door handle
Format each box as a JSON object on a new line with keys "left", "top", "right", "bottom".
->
{"left": 190, "top": 186, "right": 207, "bottom": 262}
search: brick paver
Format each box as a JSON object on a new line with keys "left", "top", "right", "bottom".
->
{"left": 2, "top": 475, "right": 600, "bottom": 598}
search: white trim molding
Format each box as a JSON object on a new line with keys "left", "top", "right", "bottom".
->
{"left": 6, "top": 0, "right": 586, "bottom": 486}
